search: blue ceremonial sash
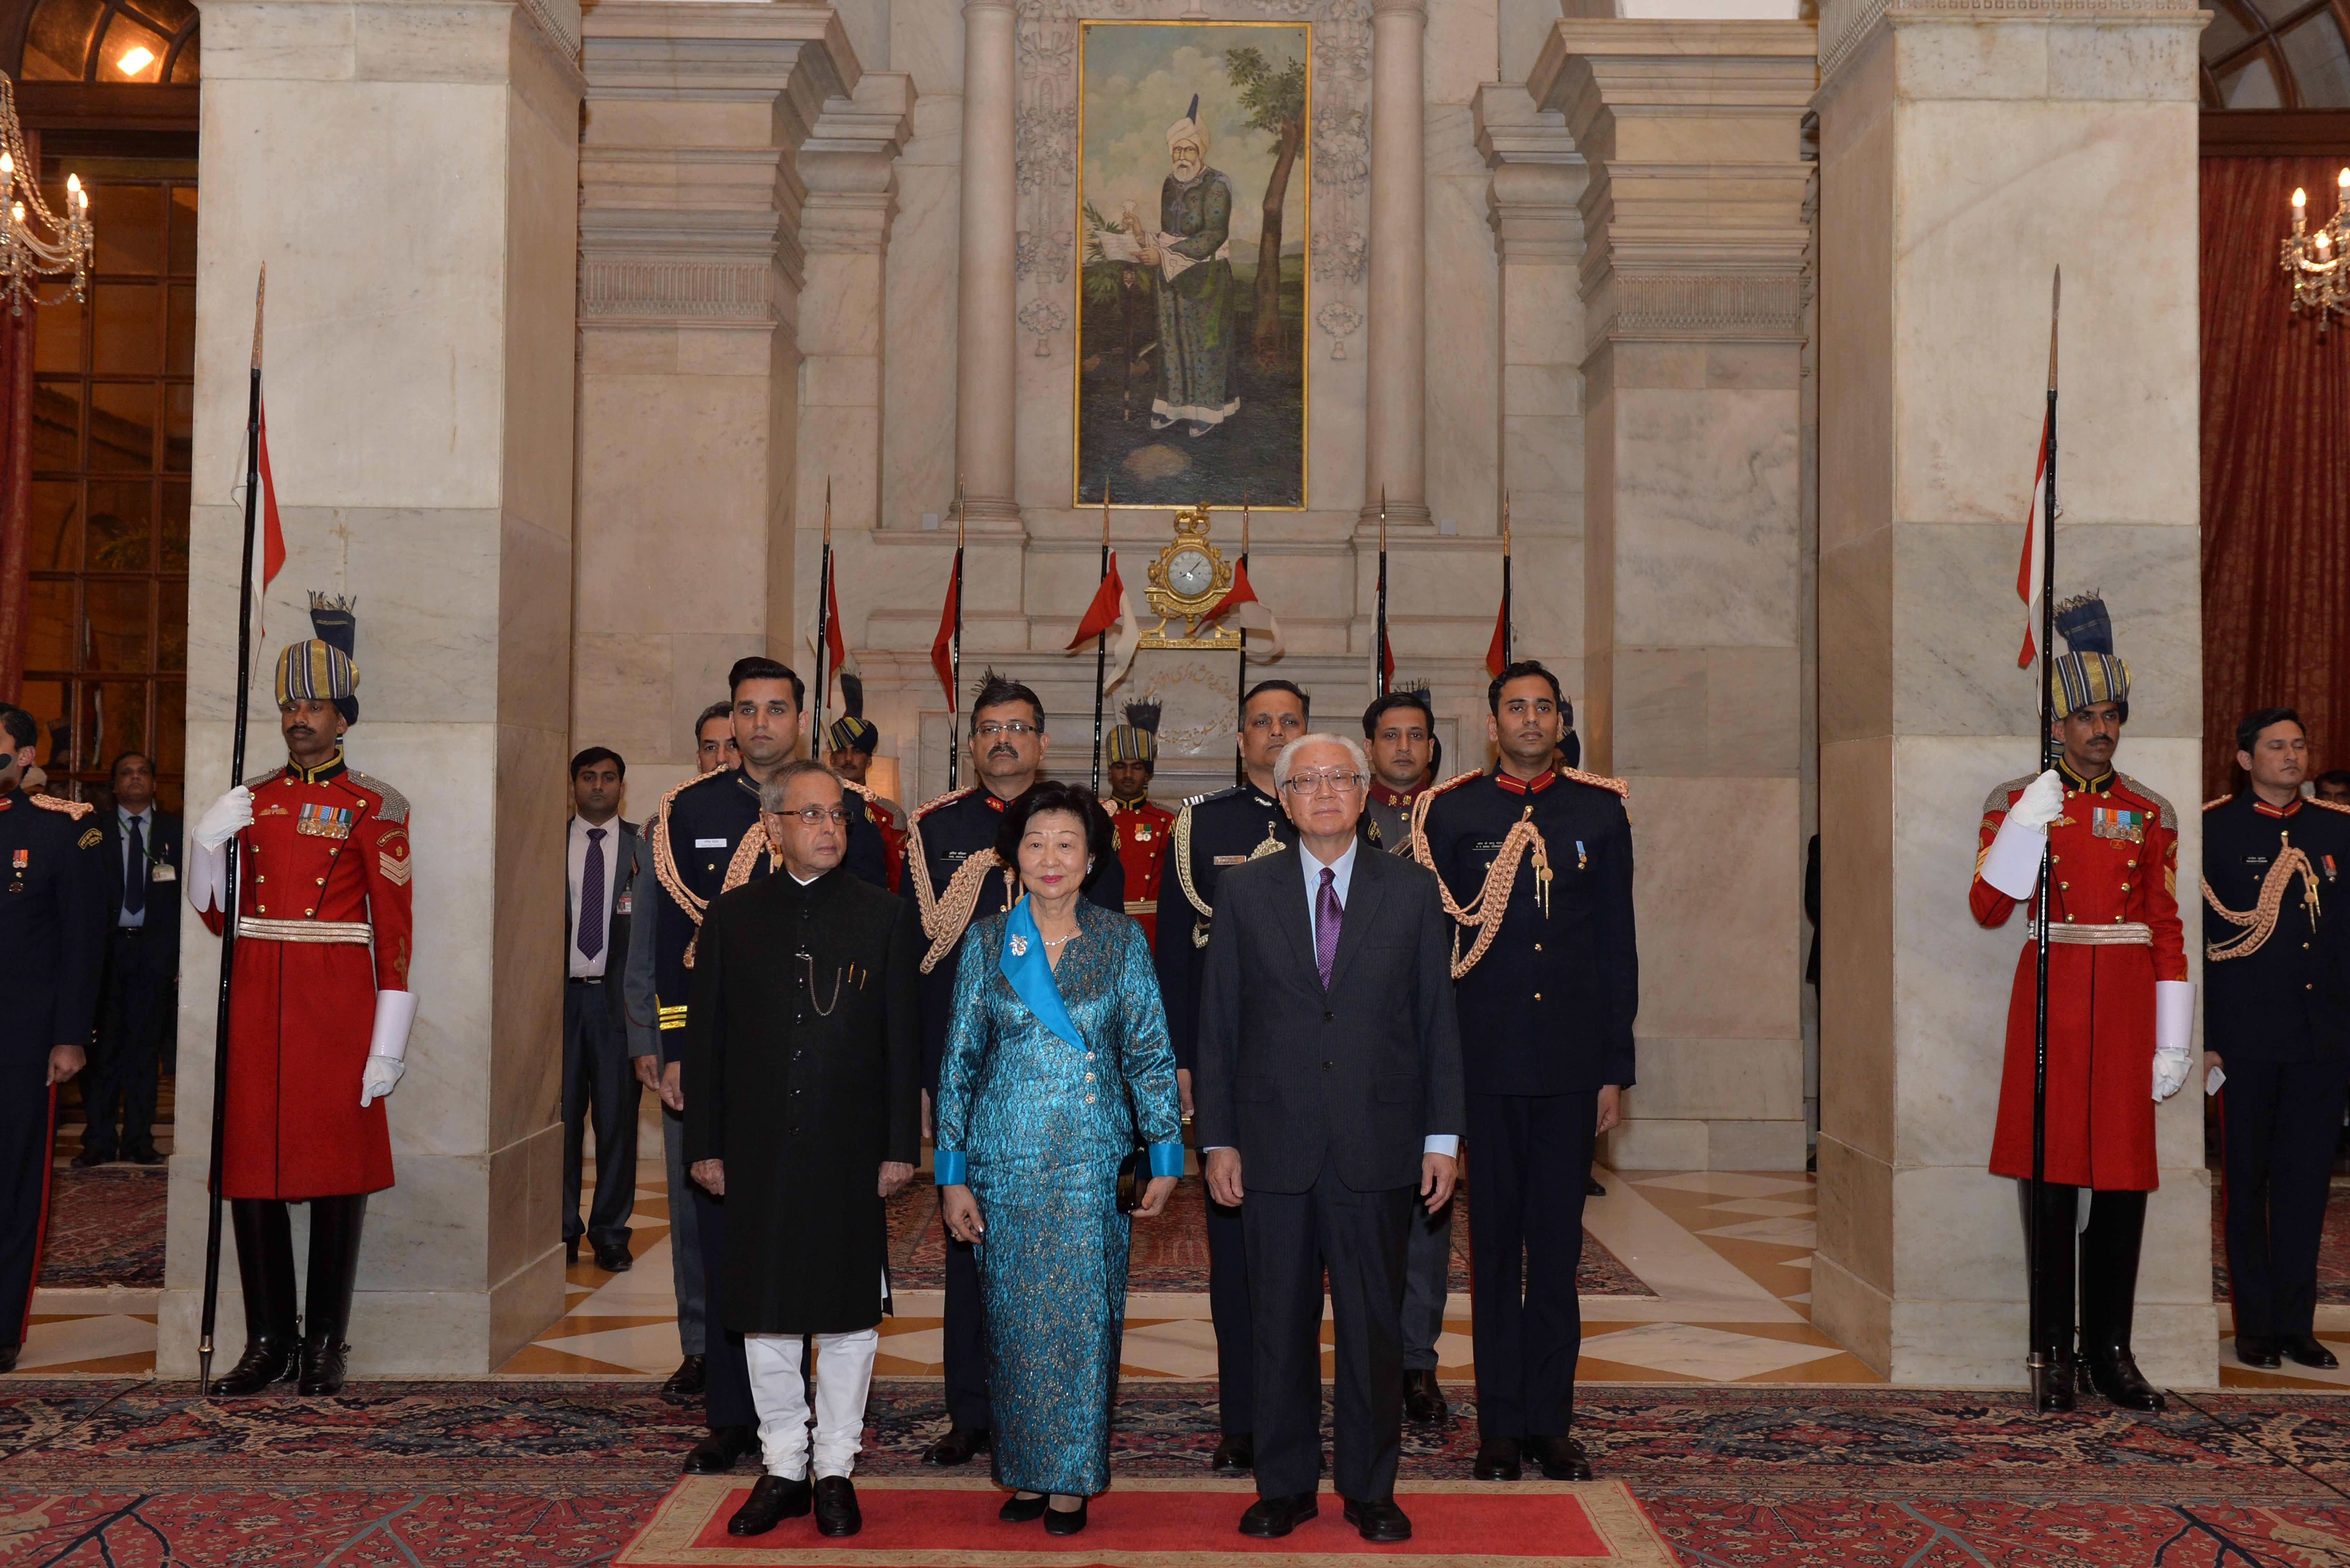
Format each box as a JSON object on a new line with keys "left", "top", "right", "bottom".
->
{"left": 1000, "top": 898, "right": 1083, "bottom": 1050}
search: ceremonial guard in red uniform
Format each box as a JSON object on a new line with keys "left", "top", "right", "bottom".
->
{"left": 1103, "top": 702, "right": 1173, "bottom": 942}
{"left": 824, "top": 674, "right": 907, "bottom": 894}
{"left": 186, "top": 596, "right": 417, "bottom": 1396}
{"left": 0, "top": 701, "right": 106, "bottom": 1372}
{"left": 1970, "top": 596, "right": 2190, "bottom": 1412}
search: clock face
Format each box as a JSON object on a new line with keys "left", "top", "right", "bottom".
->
{"left": 1167, "top": 547, "right": 1214, "bottom": 597}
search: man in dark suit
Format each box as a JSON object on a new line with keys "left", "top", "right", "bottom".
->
{"left": 564, "top": 746, "right": 653, "bottom": 1273}
{"left": 1195, "top": 732, "right": 1465, "bottom": 1545}
{"left": 80, "top": 751, "right": 180, "bottom": 1166}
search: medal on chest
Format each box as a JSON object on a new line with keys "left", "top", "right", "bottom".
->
{"left": 2088, "top": 806, "right": 2144, "bottom": 842}
{"left": 9, "top": 847, "right": 23, "bottom": 893}
{"left": 297, "top": 803, "right": 355, "bottom": 839}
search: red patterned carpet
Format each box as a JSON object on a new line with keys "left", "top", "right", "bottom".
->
{"left": 887, "top": 1174, "right": 1658, "bottom": 1298}
{"left": 6, "top": 1378, "right": 2350, "bottom": 1564}
{"left": 36, "top": 1167, "right": 166, "bottom": 1290}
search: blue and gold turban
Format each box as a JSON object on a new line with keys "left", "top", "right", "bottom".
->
{"left": 1107, "top": 700, "right": 1161, "bottom": 764}
{"left": 824, "top": 672, "right": 879, "bottom": 756}
{"left": 2050, "top": 593, "right": 2129, "bottom": 721}
{"left": 275, "top": 592, "right": 360, "bottom": 722}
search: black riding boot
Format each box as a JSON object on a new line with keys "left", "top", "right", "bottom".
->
{"left": 2023, "top": 1179, "right": 2079, "bottom": 1411}
{"left": 2079, "top": 1189, "right": 2164, "bottom": 1411}
{"left": 213, "top": 1199, "right": 300, "bottom": 1395}
{"left": 298, "top": 1195, "right": 368, "bottom": 1395}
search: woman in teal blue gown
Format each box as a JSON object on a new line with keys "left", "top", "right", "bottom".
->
{"left": 935, "top": 781, "right": 1184, "bottom": 1533}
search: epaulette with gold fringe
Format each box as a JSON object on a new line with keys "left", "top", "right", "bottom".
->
{"left": 1559, "top": 765, "right": 1630, "bottom": 800}
{"left": 28, "top": 793, "right": 93, "bottom": 821}
{"left": 2204, "top": 795, "right": 2232, "bottom": 811}
{"left": 2315, "top": 798, "right": 2350, "bottom": 815}
{"left": 913, "top": 787, "right": 973, "bottom": 822}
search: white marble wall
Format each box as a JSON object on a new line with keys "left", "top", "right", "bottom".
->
{"left": 165, "top": 0, "right": 584, "bottom": 1374}
{"left": 1812, "top": 0, "right": 2210, "bottom": 1385}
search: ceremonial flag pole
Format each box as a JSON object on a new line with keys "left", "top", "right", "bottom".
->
{"left": 1376, "top": 488, "right": 1392, "bottom": 697}
{"left": 1235, "top": 495, "right": 1249, "bottom": 787}
{"left": 2026, "top": 268, "right": 2061, "bottom": 1409}
{"left": 201, "top": 269, "right": 279, "bottom": 1395}
{"left": 811, "top": 479, "right": 835, "bottom": 754}
{"left": 1092, "top": 486, "right": 1111, "bottom": 796}
{"left": 932, "top": 479, "right": 967, "bottom": 790}
{"left": 1484, "top": 493, "right": 1514, "bottom": 678}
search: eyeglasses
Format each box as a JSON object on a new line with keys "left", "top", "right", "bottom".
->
{"left": 1281, "top": 770, "right": 1366, "bottom": 796}
{"left": 975, "top": 720, "right": 1039, "bottom": 739}
{"left": 775, "top": 807, "right": 850, "bottom": 826}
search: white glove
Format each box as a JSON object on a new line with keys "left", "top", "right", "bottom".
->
{"left": 184, "top": 838, "right": 226, "bottom": 916}
{"left": 2009, "top": 769, "right": 2065, "bottom": 832}
{"left": 1979, "top": 769, "right": 2065, "bottom": 901}
{"left": 193, "top": 786, "right": 253, "bottom": 852}
{"left": 360, "top": 1055, "right": 405, "bottom": 1107}
{"left": 2152, "top": 979, "right": 2194, "bottom": 1100}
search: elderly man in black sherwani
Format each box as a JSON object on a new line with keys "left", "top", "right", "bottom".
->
{"left": 685, "top": 760, "right": 921, "bottom": 1542}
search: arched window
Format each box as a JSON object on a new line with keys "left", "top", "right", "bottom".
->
{"left": 20, "top": 0, "right": 195, "bottom": 85}
{"left": 2202, "top": 0, "right": 2350, "bottom": 109}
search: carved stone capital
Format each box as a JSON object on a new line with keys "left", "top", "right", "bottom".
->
{"left": 1475, "top": 83, "right": 1587, "bottom": 263}
{"left": 801, "top": 72, "right": 915, "bottom": 255}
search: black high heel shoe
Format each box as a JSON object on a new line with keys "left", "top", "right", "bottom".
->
{"left": 1043, "top": 1497, "right": 1088, "bottom": 1535}
{"left": 999, "top": 1492, "right": 1050, "bottom": 1523}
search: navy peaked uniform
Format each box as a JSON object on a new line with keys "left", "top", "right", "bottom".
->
{"left": 1417, "top": 765, "right": 1637, "bottom": 1441}
{"left": 2204, "top": 791, "right": 2350, "bottom": 1346}
{"left": 1156, "top": 781, "right": 1295, "bottom": 1437}
{"left": 903, "top": 783, "right": 1125, "bottom": 1434}
{"left": 0, "top": 789, "right": 107, "bottom": 1358}
{"left": 649, "top": 765, "right": 888, "bottom": 1436}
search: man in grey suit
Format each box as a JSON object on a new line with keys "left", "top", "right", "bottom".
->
{"left": 1195, "top": 732, "right": 1465, "bottom": 1545}
{"left": 564, "top": 747, "right": 654, "bottom": 1274}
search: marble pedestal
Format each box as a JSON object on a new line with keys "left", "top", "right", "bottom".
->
{"left": 163, "top": 0, "right": 586, "bottom": 1374}
{"left": 1810, "top": 0, "right": 2211, "bottom": 1385}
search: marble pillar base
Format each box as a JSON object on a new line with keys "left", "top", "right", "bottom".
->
{"left": 1612, "top": 1116, "right": 1809, "bottom": 1172}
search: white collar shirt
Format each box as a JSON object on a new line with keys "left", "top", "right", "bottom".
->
{"left": 567, "top": 815, "right": 625, "bottom": 979}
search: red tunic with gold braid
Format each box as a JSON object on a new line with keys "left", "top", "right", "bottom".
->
{"left": 1971, "top": 763, "right": 2186, "bottom": 1192}
{"left": 200, "top": 753, "right": 414, "bottom": 1200}
{"left": 1107, "top": 795, "right": 1175, "bottom": 942}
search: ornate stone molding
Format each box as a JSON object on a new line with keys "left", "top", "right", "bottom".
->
{"left": 580, "top": 256, "right": 777, "bottom": 325}
{"left": 802, "top": 73, "right": 917, "bottom": 256}
{"left": 1475, "top": 82, "right": 1585, "bottom": 265}
{"left": 1603, "top": 269, "right": 1805, "bottom": 340}
{"left": 1818, "top": 0, "right": 2201, "bottom": 81}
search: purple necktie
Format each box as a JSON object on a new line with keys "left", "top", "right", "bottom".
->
{"left": 578, "top": 827, "right": 607, "bottom": 961}
{"left": 1315, "top": 865, "right": 1343, "bottom": 989}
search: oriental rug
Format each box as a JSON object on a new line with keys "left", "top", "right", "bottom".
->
{"left": 886, "top": 1177, "right": 1657, "bottom": 1299}
{"left": 7, "top": 1379, "right": 2350, "bottom": 1565}
{"left": 617, "top": 1476, "right": 1678, "bottom": 1566}
{"left": 35, "top": 1165, "right": 166, "bottom": 1289}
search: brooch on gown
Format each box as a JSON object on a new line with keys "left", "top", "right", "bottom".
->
{"left": 1009, "top": 933, "right": 1028, "bottom": 957}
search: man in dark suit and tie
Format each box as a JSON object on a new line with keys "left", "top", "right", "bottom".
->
{"left": 565, "top": 747, "right": 654, "bottom": 1273}
{"left": 80, "top": 751, "right": 180, "bottom": 1166}
{"left": 1194, "top": 732, "right": 1465, "bottom": 1545}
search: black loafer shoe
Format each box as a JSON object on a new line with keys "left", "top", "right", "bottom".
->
{"left": 684, "top": 1425, "right": 759, "bottom": 1474}
{"left": 1343, "top": 1498, "right": 1412, "bottom": 1542}
{"left": 727, "top": 1474, "right": 812, "bottom": 1537}
{"left": 592, "top": 1242, "right": 633, "bottom": 1273}
{"left": 999, "top": 1491, "right": 1050, "bottom": 1523}
{"left": 123, "top": 1145, "right": 162, "bottom": 1166}
{"left": 2286, "top": 1335, "right": 2340, "bottom": 1370}
{"left": 921, "top": 1427, "right": 990, "bottom": 1466}
{"left": 1473, "top": 1436, "right": 1522, "bottom": 1481}
{"left": 1210, "top": 1432, "right": 1254, "bottom": 1474}
{"left": 2083, "top": 1352, "right": 2166, "bottom": 1412}
{"left": 1586, "top": 1173, "right": 1607, "bottom": 1197}
{"left": 813, "top": 1476, "right": 861, "bottom": 1537}
{"left": 662, "top": 1355, "right": 707, "bottom": 1399}
{"left": 71, "top": 1148, "right": 111, "bottom": 1169}
{"left": 1238, "top": 1492, "right": 1318, "bottom": 1538}
{"left": 1042, "top": 1497, "right": 1088, "bottom": 1536}
{"left": 1528, "top": 1434, "right": 1594, "bottom": 1481}
{"left": 2236, "top": 1334, "right": 2283, "bottom": 1369}
{"left": 1403, "top": 1368, "right": 1449, "bottom": 1425}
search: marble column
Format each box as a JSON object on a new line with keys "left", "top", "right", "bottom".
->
{"left": 1811, "top": 0, "right": 2209, "bottom": 1385}
{"left": 573, "top": 3, "right": 856, "bottom": 800}
{"left": 1533, "top": 20, "right": 1815, "bottom": 1171}
{"left": 165, "top": 0, "right": 584, "bottom": 1374}
{"left": 1476, "top": 82, "right": 1588, "bottom": 685}
{"left": 1362, "top": 0, "right": 1429, "bottom": 528}
{"left": 953, "top": 0, "right": 1020, "bottom": 529}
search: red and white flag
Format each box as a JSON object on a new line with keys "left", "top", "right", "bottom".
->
{"left": 821, "top": 554, "right": 847, "bottom": 699}
{"left": 1193, "top": 558, "right": 1283, "bottom": 661}
{"left": 1065, "top": 551, "right": 1142, "bottom": 691}
{"left": 930, "top": 547, "right": 962, "bottom": 711}
{"left": 252, "top": 389, "right": 286, "bottom": 640}
{"left": 2015, "top": 411, "right": 2050, "bottom": 668}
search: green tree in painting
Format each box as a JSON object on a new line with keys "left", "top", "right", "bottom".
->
{"left": 1223, "top": 45, "right": 1304, "bottom": 368}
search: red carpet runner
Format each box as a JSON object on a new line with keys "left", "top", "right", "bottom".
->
{"left": 620, "top": 1477, "right": 1680, "bottom": 1565}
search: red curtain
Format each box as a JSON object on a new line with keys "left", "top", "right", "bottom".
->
{"left": 2202, "top": 155, "right": 2350, "bottom": 798}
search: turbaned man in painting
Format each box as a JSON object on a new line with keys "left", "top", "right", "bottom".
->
{"left": 1136, "top": 95, "right": 1238, "bottom": 437}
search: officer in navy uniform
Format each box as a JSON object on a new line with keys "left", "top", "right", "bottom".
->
{"left": 650, "top": 657, "right": 887, "bottom": 1476}
{"left": 1154, "top": 678, "right": 1310, "bottom": 1474}
{"left": 2203, "top": 706, "right": 2350, "bottom": 1373}
{"left": 1414, "top": 660, "right": 1636, "bottom": 1485}
{"left": 0, "top": 700, "right": 106, "bottom": 1371}
{"left": 903, "top": 672, "right": 1126, "bottom": 1467}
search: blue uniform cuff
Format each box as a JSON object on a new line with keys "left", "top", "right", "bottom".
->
{"left": 1148, "top": 1143, "right": 1185, "bottom": 1178}
{"left": 934, "top": 1150, "right": 968, "bottom": 1186}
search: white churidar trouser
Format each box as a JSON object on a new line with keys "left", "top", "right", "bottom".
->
{"left": 745, "top": 1328, "right": 880, "bottom": 1480}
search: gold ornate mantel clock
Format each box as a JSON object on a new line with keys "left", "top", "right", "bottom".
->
{"left": 1138, "top": 506, "right": 1240, "bottom": 651}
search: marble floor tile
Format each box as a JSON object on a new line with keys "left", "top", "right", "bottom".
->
{"left": 1700, "top": 1197, "right": 1817, "bottom": 1219}
{"left": 521, "top": 1320, "right": 680, "bottom": 1376}
{"left": 1579, "top": 1322, "right": 1847, "bottom": 1381}
{"left": 1695, "top": 1216, "right": 1820, "bottom": 1248}
{"left": 1632, "top": 1172, "right": 1816, "bottom": 1199}
{"left": 12, "top": 1314, "right": 159, "bottom": 1373}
